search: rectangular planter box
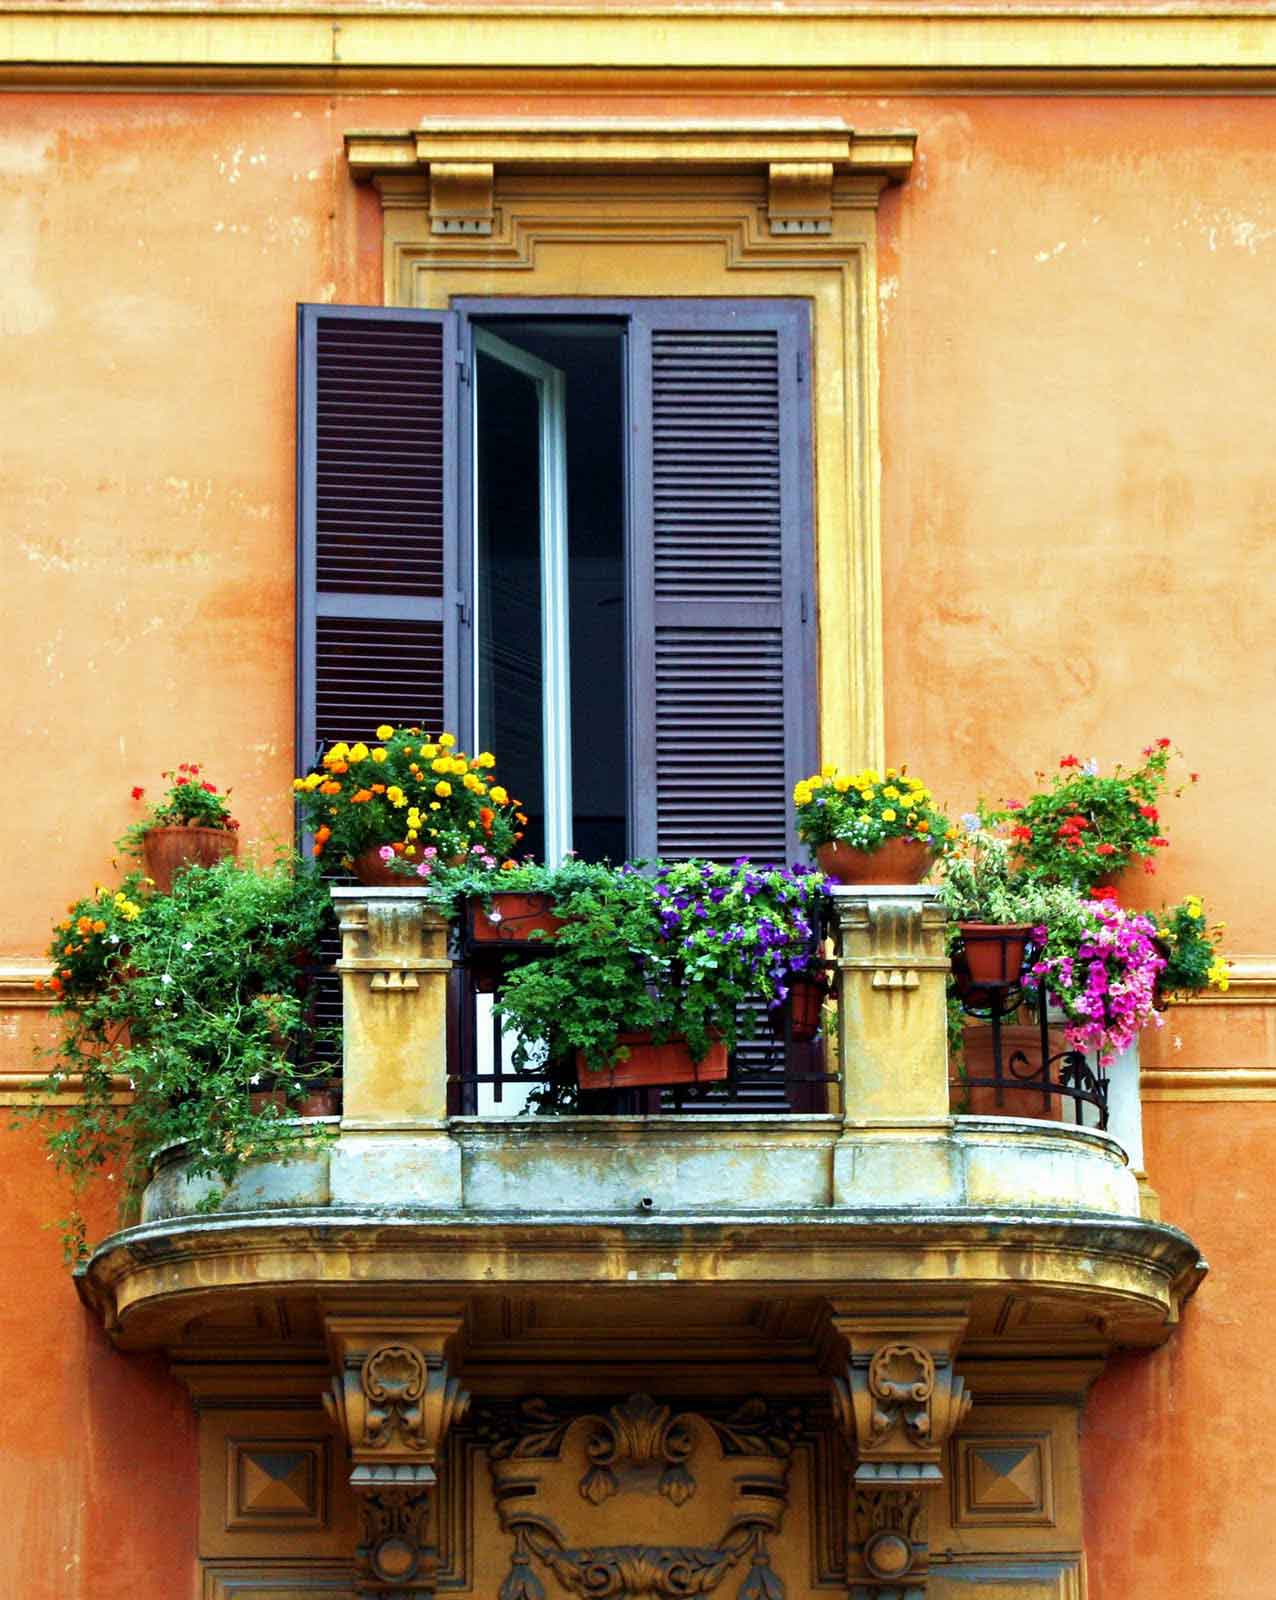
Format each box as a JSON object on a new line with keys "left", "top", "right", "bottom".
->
{"left": 576, "top": 1033, "right": 729, "bottom": 1090}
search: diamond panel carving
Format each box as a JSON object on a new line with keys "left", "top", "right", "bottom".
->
{"left": 953, "top": 1434, "right": 1054, "bottom": 1528}
{"left": 227, "top": 1440, "right": 329, "bottom": 1532}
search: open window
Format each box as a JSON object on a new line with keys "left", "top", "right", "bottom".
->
{"left": 297, "top": 297, "right": 817, "bottom": 868}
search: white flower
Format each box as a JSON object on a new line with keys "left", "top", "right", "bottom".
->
{"left": 182, "top": 941, "right": 193, "bottom": 951}
{"left": 1083, "top": 758, "right": 1099, "bottom": 776}
{"left": 108, "top": 934, "right": 120, "bottom": 945}
{"left": 250, "top": 1073, "right": 263, "bottom": 1086}
{"left": 161, "top": 973, "right": 173, "bottom": 984}
{"left": 487, "top": 910, "right": 503, "bottom": 924}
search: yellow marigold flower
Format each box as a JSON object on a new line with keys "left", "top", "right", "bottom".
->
{"left": 476, "top": 752, "right": 495, "bottom": 768}
{"left": 431, "top": 757, "right": 451, "bottom": 775}
{"left": 463, "top": 773, "right": 483, "bottom": 793}
{"left": 305, "top": 773, "right": 324, "bottom": 790}
{"left": 349, "top": 742, "right": 369, "bottom": 763}
{"left": 832, "top": 776, "right": 851, "bottom": 792}
{"left": 883, "top": 785, "right": 901, "bottom": 800}
{"left": 372, "top": 748, "right": 388, "bottom": 763}
{"left": 859, "top": 790, "right": 874, "bottom": 803}
{"left": 885, "top": 767, "right": 898, "bottom": 779}
{"left": 945, "top": 826, "right": 960, "bottom": 840}
{"left": 450, "top": 757, "right": 468, "bottom": 775}
{"left": 438, "top": 733, "right": 456, "bottom": 748}
{"left": 376, "top": 724, "right": 394, "bottom": 741}
{"left": 821, "top": 763, "right": 837, "bottom": 779}
{"left": 421, "top": 744, "right": 438, "bottom": 759}
{"left": 328, "top": 742, "right": 350, "bottom": 762}
{"left": 293, "top": 777, "right": 306, "bottom": 791}
{"left": 405, "top": 845, "right": 417, "bottom": 857}
{"left": 489, "top": 785, "right": 509, "bottom": 805}
{"left": 429, "top": 803, "right": 441, "bottom": 812}
{"left": 386, "top": 785, "right": 407, "bottom": 807}
{"left": 881, "top": 808, "right": 897, "bottom": 822}
{"left": 793, "top": 783, "right": 811, "bottom": 804}
{"left": 864, "top": 769, "right": 881, "bottom": 784}
{"left": 435, "top": 781, "right": 452, "bottom": 798}
{"left": 407, "top": 809, "right": 422, "bottom": 828}
{"left": 407, "top": 829, "right": 418, "bottom": 841}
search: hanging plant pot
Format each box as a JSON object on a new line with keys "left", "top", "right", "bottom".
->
{"left": 955, "top": 924, "right": 1034, "bottom": 988}
{"left": 142, "top": 825, "right": 238, "bottom": 894}
{"left": 771, "top": 973, "right": 831, "bottom": 1042}
{"left": 815, "top": 837, "right": 933, "bottom": 886}
{"left": 351, "top": 847, "right": 409, "bottom": 887}
{"left": 468, "top": 894, "right": 566, "bottom": 946}
{"left": 576, "top": 1032, "right": 729, "bottom": 1091}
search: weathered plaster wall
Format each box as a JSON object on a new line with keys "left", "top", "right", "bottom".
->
{"left": 0, "top": 85, "right": 1271, "bottom": 1598}
{"left": 1081, "top": 1101, "right": 1276, "bottom": 1596}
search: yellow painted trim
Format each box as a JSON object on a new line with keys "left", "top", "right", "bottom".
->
{"left": 4, "top": 9, "right": 1276, "bottom": 89}
{"left": 0, "top": 959, "right": 54, "bottom": 1009}
{"left": 1142, "top": 1069, "right": 1276, "bottom": 1103}
{"left": 1164, "top": 954, "right": 1276, "bottom": 1006}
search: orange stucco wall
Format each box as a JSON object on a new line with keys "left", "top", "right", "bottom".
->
{"left": 2, "top": 84, "right": 1272, "bottom": 1598}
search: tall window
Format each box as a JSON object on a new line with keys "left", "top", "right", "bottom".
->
{"left": 297, "top": 298, "right": 817, "bottom": 868}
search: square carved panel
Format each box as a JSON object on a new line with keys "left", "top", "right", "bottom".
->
{"left": 226, "top": 1440, "right": 329, "bottom": 1532}
{"left": 952, "top": 1433, "right": 1055, "bottom": 1528}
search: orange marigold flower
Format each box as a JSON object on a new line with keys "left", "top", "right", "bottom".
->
{"left": 371, "top": 784, "right": 386, "bottom": 794}
{"left": 321, "top": 781, "right": 342, "bottom": 796}
{"left": 479, "top": 807, "right": 495, "bottom": 833}
{"left": 92, "top": 920, "right": 106, "bottom": 935}
{"left": 329, "top": 760, "right": 349, "bottom": 774}
{"left": 48, "top": 977, "right": 62, "bottom": 994}
{"left": 352, "top": 789, "right": 373, "bottom": 803}
{"left": 315, "top": 826, "right": 332, "bottom": 844}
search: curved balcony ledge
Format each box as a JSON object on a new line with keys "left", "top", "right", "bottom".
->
{"left": 78, "top": 1196, "right": 1204, "bottom": 1360}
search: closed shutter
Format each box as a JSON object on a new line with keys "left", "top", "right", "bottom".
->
{"left": 296, "top": 305, "right": 463, "bottom": 1058}
{"left": 627, "top": 301, "right": 816, "bottom": 864}
{"left": 627, "top": 302, "right": 818, "bottom": 1111}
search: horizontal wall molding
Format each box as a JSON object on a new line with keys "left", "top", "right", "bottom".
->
{"left": 0, "top": 961, "right": 54, "bottom": 1010}
{"left": 5, "top": 9, "right": 1276, "bottom": 91}
{"left": 1142, "top": 1069, "right": 1276, "bottom": 1103}
{"left": 1163, "top": 955, "right": 1276, "bottom": 1007}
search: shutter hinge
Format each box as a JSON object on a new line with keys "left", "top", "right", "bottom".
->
{"left": 456, "top": 348, "right": 470, "bottom": 386}
{"left": 456, "top": 592, "right": 471, "bottom": 628}
{"left": 800, "top": 592, "right": 808, "bottom": 624}
{"left": 796, "top": 349, "right": 805, "bottom": 384}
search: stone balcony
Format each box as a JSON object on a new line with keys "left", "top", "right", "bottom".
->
{"left": 80, "top": 884, "right": 1204, "bottom": 1360}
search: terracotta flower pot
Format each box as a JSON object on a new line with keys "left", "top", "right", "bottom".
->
{"left": 815, "top": 837, "right": 933, "bottom": 885}
{"left": 142, "top": 825, "right": 238, "bottom": 893}
{"left": 771, "top": 973, "right": 830, "bottom": 1042}
{"left": 351, "top": 847, "right": 409, "bottom": 887}
{"left": 952, "top": 1022, "right": 1064, "bottom": 1122}
{"left": 956, "top": 924, "right": 1033, "bottom": 988}
{"left": 576, "top": 1032, "right": 729, "bottom": 1090}
{"left": 468, "top": 894, "right": 565, "bottom": 946}
{"left": 294, "top": 1084, "right": 341, "bottom": 1118}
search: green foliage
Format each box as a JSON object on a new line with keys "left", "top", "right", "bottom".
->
{"left": 493, "top": 860, "right": 829, "bottom": 1080}
{"left": 1155, "top": 895, "right": 1230, "bottom": 997}
{"left": 118, "top": 763, "right": 239, "bottom": 855}
{"left": 425, "top": 857, "right": 618, "bottom": 921}
{"left": 25, "top": 854, "right": 336, "bottom": 1256}
{"left": 985, "top": 740, "right": 1187, "bottom": 891}
{"left": 294, "top": 725, "right": 523, "bottom": 870}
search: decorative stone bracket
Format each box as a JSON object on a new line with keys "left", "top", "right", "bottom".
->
{"left": 324, "top": 1315, "right": 470, "bottom": 1596}
{"left": 345, "top": 117, "right": 916, "bottom": 237}
{"left": 825, "top": 1314, "right": 971, "bottom": 1597}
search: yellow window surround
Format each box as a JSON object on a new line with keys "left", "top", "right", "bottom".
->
{"left": 346, "top": 114, "right": 916, "bottom": 778}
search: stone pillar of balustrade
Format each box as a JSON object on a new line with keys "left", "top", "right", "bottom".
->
{"left": 830, "top": 884, "right": 954, "bottom": 1206}
{"left": 328, "top": 887, "right": 460, "bottom": 1206}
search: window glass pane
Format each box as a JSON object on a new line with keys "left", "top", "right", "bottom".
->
{"left": 475, "top": 348, "right": 545, "bottom": 861}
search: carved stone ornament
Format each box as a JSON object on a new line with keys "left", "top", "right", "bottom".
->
{"left": 483, "top": 1394, "right": 801, "bottom": 1600}
{"left": 324, "top": 1318, "right": 470, "bottom": 1597}
{"left": 827, "top": 1318, "right": 972, "bottom": 1598}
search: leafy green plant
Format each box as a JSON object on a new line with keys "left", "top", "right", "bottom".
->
{"left": 25, "top": 853, "right": 335, "bottom": 1256}
{"left": 426, "top": 856, "right": 618, "bottom": 921}
{"left": 1154, "top": 894, "right": 1230, "bottom": 998}
{"left": 294, "top": 724, "right": 525, "bottom": 871}
{"left": 493, "top": 860, "right": 829, "bottom": 1081}
{"left": 936, "top": 829, "right": 1028, "bottom": 924}
{"left": 985, "top": 739, "right": 1192, "bottom": 891}
{"left": 118, "top": 763, "right": 239, "bottom": 856}
{"left": 792, "top": 763, "right": 953, "bottom": 853}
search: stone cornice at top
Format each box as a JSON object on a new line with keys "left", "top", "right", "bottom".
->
{"left": 4, "top": 1, "right": 1276, "bottom": 90}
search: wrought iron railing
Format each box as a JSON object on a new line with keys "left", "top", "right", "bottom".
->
{"left": 447, "top": 894, "right": 839, "bottom": 1116}
{"left": 951, "top": 930, "right": 1109, "bottom": 1128}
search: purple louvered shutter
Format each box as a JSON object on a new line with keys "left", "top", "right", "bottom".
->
{"left": 296, "top": 305, "right": 461, "bottom": 769}
{"left": 628, "top": 301, "right": 816, "bottom": 865}
{"left": 296, "top": 306, "right": 462, "bottom": 1062}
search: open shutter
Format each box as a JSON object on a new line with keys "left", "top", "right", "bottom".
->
{"left": 296, "top": 305, "right": 462, "bottom": 771}
{"left": 628, "top": 301, "right": 816, "bottom": 864}
{"left": 296, "top": 305, "right": 463, "bottom": 1064}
